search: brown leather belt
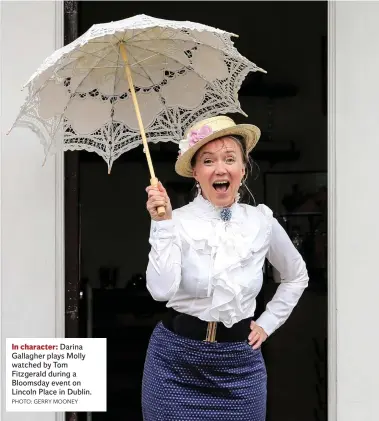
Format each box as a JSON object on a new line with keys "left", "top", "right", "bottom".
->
{"left": 162, "top": 308, "right": 251, "bottom": 343}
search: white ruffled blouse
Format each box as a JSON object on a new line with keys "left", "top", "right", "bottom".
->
{"left": 146, "top": 195, "right": 309, "bottom": 336}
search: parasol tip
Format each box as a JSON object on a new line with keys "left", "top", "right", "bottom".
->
{"left": 6, "top": 121, "right": 16, "bottom": 135}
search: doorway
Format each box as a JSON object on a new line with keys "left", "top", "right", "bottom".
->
{"left": 65, "top": 2, "right": 328, "bottom": 420}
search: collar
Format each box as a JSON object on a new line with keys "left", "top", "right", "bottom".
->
{"left": 190, "top": 194, "right": 241, "bottom": 222}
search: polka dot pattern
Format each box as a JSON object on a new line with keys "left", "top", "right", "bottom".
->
{"left": 142, "top": 322, "right": 267, "bottom": 420}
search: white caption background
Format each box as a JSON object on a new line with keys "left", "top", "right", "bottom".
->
{"left": 6, "top": 338, "right": 106, "bottom": 412}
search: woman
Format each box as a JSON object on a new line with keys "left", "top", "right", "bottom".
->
{"left": 142, "top": 115, "right": 309, "bottom": 421}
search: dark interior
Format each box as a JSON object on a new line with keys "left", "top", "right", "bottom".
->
{"left": 66, "top": 2, "right": 328, "bottom": 420}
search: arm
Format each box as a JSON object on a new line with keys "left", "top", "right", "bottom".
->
{"left": 146, "top": 218, "right": 182, "bottom": 301}
{"left": 255, "top": 217, "right": 309, "bottom": 336}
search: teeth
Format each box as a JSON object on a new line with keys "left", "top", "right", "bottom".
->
{"left": 214, "top": 181, "right": 228, "bottom": 185}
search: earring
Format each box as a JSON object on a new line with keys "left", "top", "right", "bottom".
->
{"left": 235, "top": 181, "right": 243, "bottom": 202}
{"left": 196, "top": 183, "right": 201, "bottom": 197}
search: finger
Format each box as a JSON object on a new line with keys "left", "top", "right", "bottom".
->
{"left": 252, "top": 337, "right": 264, "bottom": 350}
{"left": 248, "top": 325, "right": 259, "bottom": 340}
{"left": 150, "top": 201, "right": 166, "bottom": 209}
{"left": 146, "top": 185, "right": 160, "bottom": 194}
{"left": 146, "top": 185, "right": 159, "bottom": 192}
{"left": 148, "top": 195, "right": 167, "bottom": 206}
{"left": 147, "top": 189, "right": 165, "bottom": 199}
{"left": 249, "top": 330, "right": 260, "bottom": 345}
{"left": 147, "top": 200, "right": 166, "bottom": 211}
{"left": 159, "top": 181, "right": 169, "bottom": 195}
{"left": 248, "top": 331, "right": 260, "bottom": 345}
{"left": 158, "top": 181, "right": 166, "bottom": 193}
{"left": 156, "top": 189, "right": 170, "bottom": 205}
{"left": 159, "top": 185, "right": 170, "bottom": 203}
{"left": 149, "top": 193, "right": 167, "bottom": 203}
{"left": 148, "top": 187, "right": 167, "bottom": 198}
{"left": 250, "top": 334, "right": 260, "bottom": 346}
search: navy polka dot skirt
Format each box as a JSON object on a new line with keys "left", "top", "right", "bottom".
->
{"left": 142, "top": 321, "right": 267, "bottom": 420}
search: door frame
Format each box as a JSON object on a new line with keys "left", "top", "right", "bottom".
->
{"left": 55, "top": 3, "right": 65, "bottom": 421}
{"left": 55, "top": 2, "right": 338, "bottom": 421}
{"left": 327, "top": 2, "right": 337, "bottom": 420}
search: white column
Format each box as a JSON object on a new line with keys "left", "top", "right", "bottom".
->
{"left": 334, "top": 2, "right": 379, "bottom": 420}
{"left": 0, "top": 2, "right": 64, "bottom": 421}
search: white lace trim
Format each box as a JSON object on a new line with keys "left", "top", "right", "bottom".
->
{"left": 10, "top": 14, "right": 264, "bottom": 171}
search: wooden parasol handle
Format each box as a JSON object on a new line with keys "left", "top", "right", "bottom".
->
{"left": 119, "top": 43, "right": 165, "bottom": 217}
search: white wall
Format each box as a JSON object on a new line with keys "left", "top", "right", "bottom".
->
{"left": 335, "top": 2, "right": 379, "bottom": 421}
{"left": 0, "top": 2, "right": 63, "bottom": 421}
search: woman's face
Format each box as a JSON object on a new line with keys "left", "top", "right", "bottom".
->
{"left": 192, "top": 136, "right": 245, "bottom": 208}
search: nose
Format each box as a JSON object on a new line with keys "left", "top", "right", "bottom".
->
{"left": 215, "top": 161, "right": 227, "bottom": 175}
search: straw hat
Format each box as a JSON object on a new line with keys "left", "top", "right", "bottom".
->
{"left": 175, "top": 115, "right": 261, "bottom": 177}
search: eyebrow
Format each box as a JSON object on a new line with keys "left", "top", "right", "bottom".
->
{"left": 199, "top": 149, "right": 237, "bottom": 157}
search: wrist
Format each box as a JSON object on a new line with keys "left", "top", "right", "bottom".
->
{"left": 152, "top": 216, "right": 172, "bottom": 222}
{"left": 151, "top": 218, "right": 173, "bottom": 226}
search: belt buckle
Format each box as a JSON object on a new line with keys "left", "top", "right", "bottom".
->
{"left": 204, "top": 321, "right": 217, "bottom": 343}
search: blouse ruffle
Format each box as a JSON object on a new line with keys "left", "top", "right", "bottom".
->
{"left": 174, "top": 197, "right": 274, "bottom": 327}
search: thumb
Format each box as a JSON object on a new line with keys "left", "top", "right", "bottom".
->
{"left": 158, "top": 181, "right": 166, "bottom": 193}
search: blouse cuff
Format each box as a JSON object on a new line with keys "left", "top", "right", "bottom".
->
{"left": 150, "top": 219, "right": 175, "bottom": 238}
{"left": 255, "top": 311, "right": 279, "bottom": 337}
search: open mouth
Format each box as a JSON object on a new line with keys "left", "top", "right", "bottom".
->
{"left": 212, "top": 181, "right": 230, "bottom": 193}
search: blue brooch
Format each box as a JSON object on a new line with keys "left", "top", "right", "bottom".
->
{"left": 220, "top": 208, "right": 232, "bottom": 222}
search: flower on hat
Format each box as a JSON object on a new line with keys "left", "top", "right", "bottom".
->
{"left": 178, "top": 124, "right": 213, "bottom": 158}
{"left": 188, "top": 124, "right": 213, "bottom": 147}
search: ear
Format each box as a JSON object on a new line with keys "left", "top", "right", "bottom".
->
{"left": 241, "top": 166, "right": 246, "bottom": 177}
{"left": 192, "top": 168, "right": 198, "bottom": 181}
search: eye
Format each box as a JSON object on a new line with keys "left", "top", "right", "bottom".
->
{"left": 204, "top": 159, "right": 213, "bottom": 165}
{"left": 226, "top": 156, "right": 236, "bottom": 164}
